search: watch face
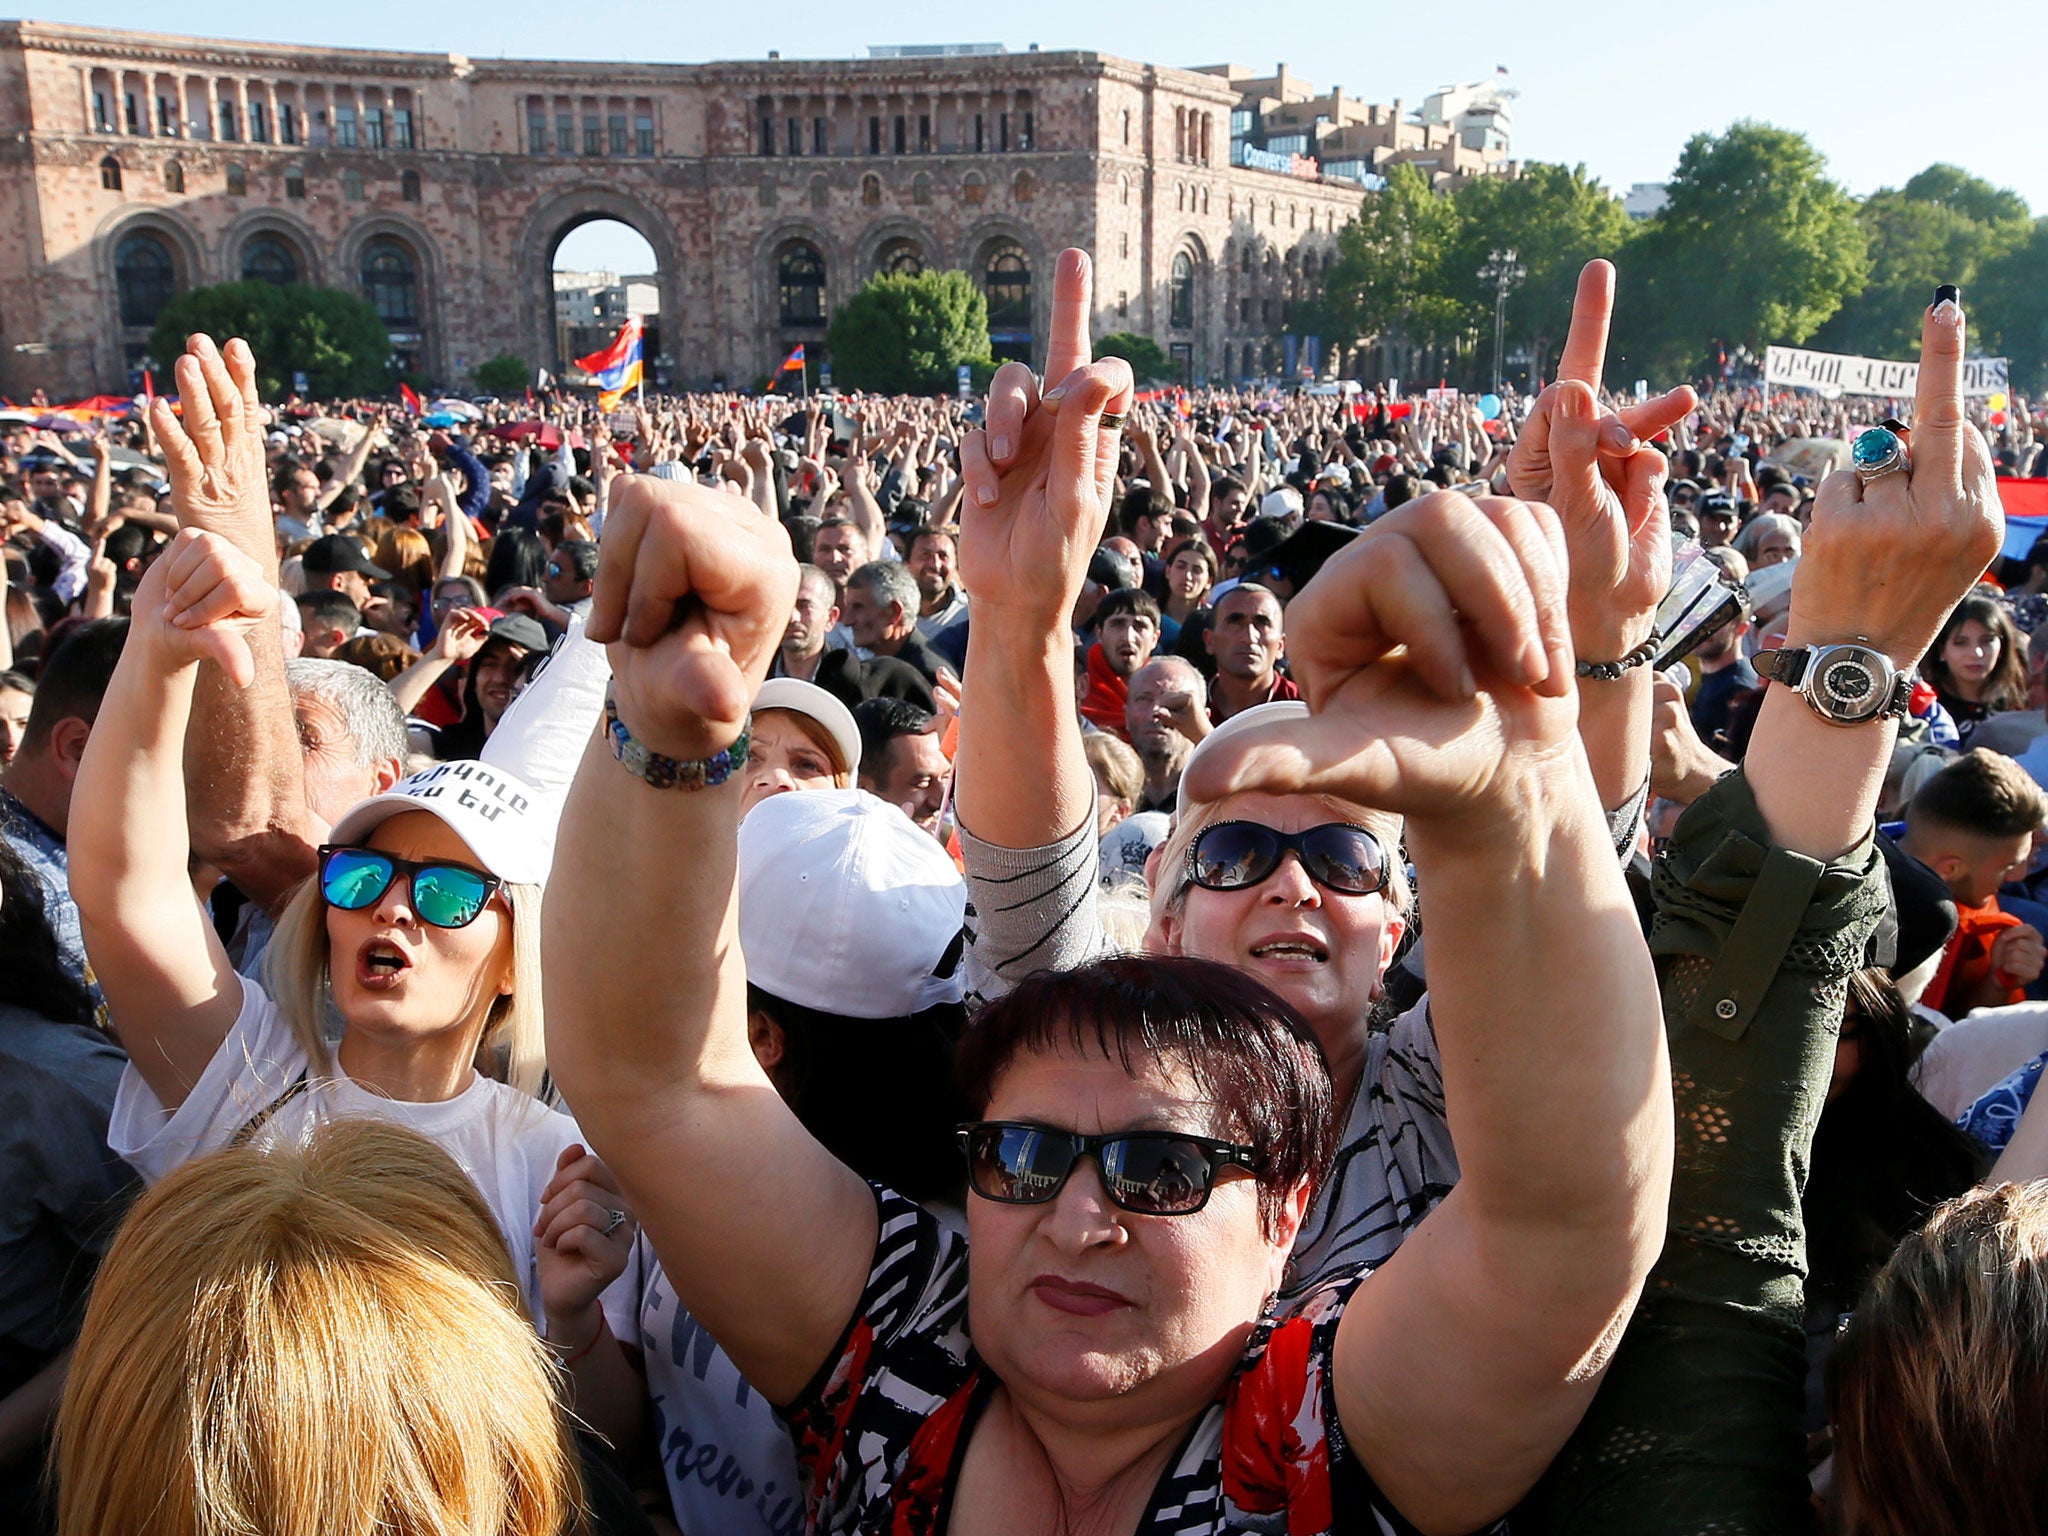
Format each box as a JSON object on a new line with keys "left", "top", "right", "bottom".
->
{"left": 1813, "top": 647, "right": 1887, "bottom": 722}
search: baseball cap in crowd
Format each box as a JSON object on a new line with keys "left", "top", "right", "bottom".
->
{"left": 1250, "top": 522, "right": 1358, "bottom": 593}
{"left": 1100, "top": 810, "right": 1171, "bottom": 888}
{"left": 1257, "top": 486, "right": 1304, "bottom": 521}
{"left": 302, "top": 534, "right": 390, "bottom": 579}
{"left": 1370, "top": 454, "right": 1400, "bottom": 476}
{"left": 647, "top": 461, "right": 693, "bottom": 482}
{"left": 1697, "top": 490, "right": 1738, "bottom": 519}
{"left": 1177, "top": 700, "right": 1310, "bottom": 816}
{"left": 753, "top": 677, "right": 862, "bottom": 777}
{"left": 486, "top": 613, "right": 549, "bottom": 654}
{"left": 329, "top": 760, "right": 554, "bottom": 886}
{"left": 738, "top": 788, "right": 967, "bottom": 1019}
{"left": 1088, "top": 546, "right": 1138, "bottom": 592}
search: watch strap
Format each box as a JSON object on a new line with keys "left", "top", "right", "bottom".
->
{"left": 1753, "top": 647, "right": 1810, "bottom": 687}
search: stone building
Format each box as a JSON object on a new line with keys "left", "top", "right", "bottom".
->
{"left": 0, "top": 22, "right": 1401, "bottom": 400}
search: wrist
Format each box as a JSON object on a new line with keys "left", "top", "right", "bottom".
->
{"left": 545, "top": 1304, "right": 607, "bottom": 1360}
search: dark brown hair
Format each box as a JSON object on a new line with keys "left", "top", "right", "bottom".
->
{"left": 957, "top": 956, "right": 1337, "bottom": 1239}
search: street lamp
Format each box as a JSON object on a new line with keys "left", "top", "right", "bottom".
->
{"left": 1478, "top": 248, "right": 1524, "bottom": 394}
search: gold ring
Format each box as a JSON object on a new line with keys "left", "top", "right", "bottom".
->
{"left": 1098, "top": 412, "right": 1128, "bottom": 433}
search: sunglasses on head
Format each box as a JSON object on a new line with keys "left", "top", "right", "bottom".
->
{"left": 317, "top": 845, "right": 503, "bottom": 930}
{"left": 1186, "top": 820, "right": 1390, "bottom": 897}
{"left": 957, "top": 1122, "right": 1259, "bottom": 1216}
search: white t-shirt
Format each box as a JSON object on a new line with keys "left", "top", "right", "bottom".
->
{"left": 109, "top": 974, "right": 639, "bottom": 1336}
{"left": 638, "top": 1252, "right": 807, "bottom": 1536}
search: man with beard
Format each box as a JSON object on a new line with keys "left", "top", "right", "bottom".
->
{"left": 1205, "top": 582, "right": 1298, "bottom": 722}
{"left": 1123, "top": 655, "right": 1210, "bottom": 812}
{"left": 1078, "top": 588, "right": 1161, "bottom": 738}
{"left": 907, "top": 525, "right": 968, "bottom": 639}
{"left": 771, "top": 564, "right": 935, "bottom": 712}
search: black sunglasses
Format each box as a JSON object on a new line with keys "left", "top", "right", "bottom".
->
{"left": 1186, "top": 820, "right": 1390, "bottom": 897}
{"left": 958, "top": 1121, "right": 1260, "bottom": 1216}
{"left": 317, "top": 845, "right": 504, "bottom": 930}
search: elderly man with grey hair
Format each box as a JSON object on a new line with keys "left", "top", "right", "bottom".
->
{"left": 1124, "top": 654, "right": 1211, "bottom": 813}
{"left": 840, "top": 559, "right": 957, "bottom": 696}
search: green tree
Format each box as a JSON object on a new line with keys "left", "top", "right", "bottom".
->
{"left": 149, "top": 281, "right": 392, "bottom": 398}
{"left": 1095, "top": 331, "right": 1172, "bottom": 382}
{"left": 1447, "top": 163, "right": 1634, "bottom": 385}
{"left": 825, "top": 269, "right": 993, "bottom": 394}
{"left": 1977, "top": 217, "right": 2048, "bottom": 393}
{"left": 472, "top": 353, "right": 531, "bottom": 398}
{"left": 1313, "top": 165, "right": 1469, "bottom": 354}
{"left": 1617, "top": 122, "right": 1868, "bottom": 379}
{"left": 1815, "top": 167, "right": 2030, "bottom": 359}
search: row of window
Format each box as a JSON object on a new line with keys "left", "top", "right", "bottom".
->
{"left": 92, "top": 86, "right": 414, "bottom": 151}
{"left": 527, "top": 108, "right": 657, "bottom": 158}
{"left": 98, "top": 155, "right": 422, "bottom": 206}
{"left": 758, "top": 168, "right": 1031, "bottom": 211}
{"left": 773, "top": 239, "right": 1031, "bottom": 334}
{"left": 113, "top": 227, "right": 422, "bottom": 332}
{"left": 757, "top": 108, "right": 1032, "bottom": 158}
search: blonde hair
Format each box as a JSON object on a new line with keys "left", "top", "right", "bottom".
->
{"left": 1083, "top": 732, "right": 1145, "bottom": 810}
{"left": 265, "top": 871, "right": 550, "bottom": 1099}
{"left": 1830, "top": 1181, "right": 2048, "bottom": 1536}
{"left": 1148, "top": 791, "right": 1411, "bottom": 934}
{"left": 55, "top": 1119, "right": 582, "bottom": 1536}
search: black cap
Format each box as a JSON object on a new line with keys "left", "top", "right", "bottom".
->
{"left": 486, "top": 613, "right": 549, "bottom": 654}
{"left": 301, "top": 535, "right": 390, "bottom": 578}
{"left": 1874, "top": 832, "right": 1958, "bottom": 980}
{"left": 1087, "top": 547, "right": 1137, "bottom": 592}
{"left": 1259, "top": 521, "right": 1359, "bottom": 591}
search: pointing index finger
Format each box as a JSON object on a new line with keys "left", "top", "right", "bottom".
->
{"left": 1042, "top": 249, "right": 1094, "bottom": 390}
{"left": 1556, "top": 260, "right": 1615, "bottom": 394}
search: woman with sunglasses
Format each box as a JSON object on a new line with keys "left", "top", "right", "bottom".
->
{"left": 954, "top": 260, "right": 1696, "bottom": 1299}
{"left": 546, "top": 254, "right": 1670, "bottom": 1536}
{"left": 65, "top": 340, "right": 645, "bottom": 1448}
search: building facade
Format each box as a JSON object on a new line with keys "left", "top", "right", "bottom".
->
{"left": 0, "top": 23, "right": 1428, "bottom": 399}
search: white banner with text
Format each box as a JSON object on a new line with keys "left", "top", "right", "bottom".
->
{"left": 1765, "top": 344, "right": 2009, "bottom": 398}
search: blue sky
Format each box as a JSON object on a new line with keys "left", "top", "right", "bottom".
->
{"left": 33, "top": 0, "right": 2048, "bottom": 276}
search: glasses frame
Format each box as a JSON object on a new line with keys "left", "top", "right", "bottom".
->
{"left": 956, "top": 1121, "right": 1260, "bottom": 1216}
{"left": 1184, "top": 820, "right": 1391, "bottom": 898}
{"left": 316, "top": 844, "right": 505, "bottom": 930}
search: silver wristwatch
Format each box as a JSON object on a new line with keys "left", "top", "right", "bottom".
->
{"left": 1752, "top": 643, "right": 1911, "bottom": 726}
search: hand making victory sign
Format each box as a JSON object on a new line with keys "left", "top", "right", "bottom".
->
{"left": 958, "top": 250, "right": 1135, "bottom": 631}
{"left": 1509, "top": 259, "right": 1698, "bottom": 808}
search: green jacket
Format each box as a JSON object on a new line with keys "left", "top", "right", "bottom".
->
{"left": 1531, "top": 767, "right": 1888, "bottom": 1536}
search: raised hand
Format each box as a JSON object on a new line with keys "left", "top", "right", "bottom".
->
{"left": 1786, "top": 292, "right": 2002, "bottom": 665}
{"left": 1508, "top": 261, "right": 1697, "bottom": 655}
{"left": 957, "top": 249, "right": 1134, "bottom": 627}
{"left": 534, "top": 1143, "right": 636, "bottom": 1343}
{"left": 151, "top": 336, "right": 274, "bottom": 557}
{"left": 132, "top": 526, "right": 277, "bottom": 688}
{"left": 429, "top": 607, "right": 490, "bottom": 666}
{"left": 585, "top": 475, "right": 798, "bottom": 761}
{"left": 1180, "top": 489, "right": 1576, "bottom": 839}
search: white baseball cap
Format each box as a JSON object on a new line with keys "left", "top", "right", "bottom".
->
{"left": 1176, "top": 700, "right": 1311, "bottom": 816}
{"left": 738, "top": 788, "right": 966, "bottom": 1019}
{"left": 752, "top": 677, "right": 862, "bottom": 777}
{"left": 329, "top": 761, "right": 555, "bottom": 886}
{"left": 1257, "top": 486, "right": 1304, "bottom": 521}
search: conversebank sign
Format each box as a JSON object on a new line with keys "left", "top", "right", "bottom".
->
{"left": 1237, "top": 143, "right": 1322, "bottom": 180}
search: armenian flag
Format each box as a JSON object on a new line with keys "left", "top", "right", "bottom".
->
{"left": 576, "top": 316, "right": 645, "bottom": 411}
{"left": 765, "top": 344, "right": 806, "bottom": 392}
{"left": 399, "top": 381, "right": 422, "bottom": 414}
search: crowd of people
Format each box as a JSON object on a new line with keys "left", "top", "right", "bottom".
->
{"left": 3, "top": 249, "right": 2048, "bottom": 1536}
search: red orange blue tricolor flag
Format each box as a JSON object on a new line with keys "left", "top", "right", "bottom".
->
{"left": 576, "top": 316, "right": 645, "bottom": 411}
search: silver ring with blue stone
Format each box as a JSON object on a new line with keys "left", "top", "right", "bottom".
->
{"left": 1852, "top": 426, "right": 1908, "bottom": 483}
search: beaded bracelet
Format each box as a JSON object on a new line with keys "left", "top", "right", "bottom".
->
{"left": 603, "top": 690, "right": 751, "bottom": 790}
{"left": 1574, "top": 635, "right": 1660, "bottom": 682}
